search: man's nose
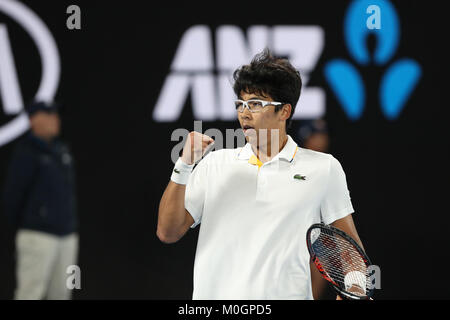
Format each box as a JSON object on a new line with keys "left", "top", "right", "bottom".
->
{"left": 241, "top": 106, "right": 252, "bottom": 118}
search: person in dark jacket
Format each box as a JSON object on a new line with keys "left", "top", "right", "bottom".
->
{"left": 297, "top": 118, "right": 329, "bottom": 152}
{"left": 2, "top": 101, "right": 78, "bottom": 300}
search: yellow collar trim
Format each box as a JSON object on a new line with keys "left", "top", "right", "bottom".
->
{"left": 248, "top": 146, "right": 298, "bottom": 168}
{"left": 291, "top": 146, "right": 299, "bottom": 162}
{"left": 248, "top": 155, "right": 263, "bottom": 169}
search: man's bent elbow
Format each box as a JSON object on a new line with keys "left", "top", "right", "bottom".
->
{"left": 156, "top": 227, "right": 182, "bottom": 244}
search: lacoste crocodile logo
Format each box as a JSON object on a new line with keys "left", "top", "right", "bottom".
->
{"left": 294, "top": 174, "right": 306, "bottom": 181}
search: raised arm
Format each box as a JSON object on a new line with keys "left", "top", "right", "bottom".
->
{"left": 156, "top": 132, "right": 214, "bottom": 243}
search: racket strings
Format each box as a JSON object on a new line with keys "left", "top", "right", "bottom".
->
{"left": 310, "top": 228, "right": 370, "bottom": 294}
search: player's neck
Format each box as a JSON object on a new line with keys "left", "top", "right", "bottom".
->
{"left": 252, "top": 131, "right": 288, "bottom": 164}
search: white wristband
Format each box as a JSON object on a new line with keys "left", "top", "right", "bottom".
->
{"left": 170, "top": 158, "right": 194, "bottom": 185}
{"left": 344, "top": 271, "right": 366, "bottom": 292}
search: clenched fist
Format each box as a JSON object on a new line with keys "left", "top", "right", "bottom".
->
{"left": 180, "top": 131, "right": 214, "bottom": 165}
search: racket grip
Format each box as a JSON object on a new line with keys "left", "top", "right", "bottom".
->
{"left": 344, "top": 271, "right": 366, "bottom": 292}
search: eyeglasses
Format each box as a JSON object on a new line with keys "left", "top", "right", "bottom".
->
{"left": 234, "top": 99, "right": 285, "bottom": 113}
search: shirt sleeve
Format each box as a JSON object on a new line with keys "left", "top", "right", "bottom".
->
{"left": 184, "top": 153, "right": 210, "bottom": 228}
{"left": 320, "top": 155, "right": 355, "bottom": 225}
{"left": 2, "top": 145, "right": 36, "bottom": 229}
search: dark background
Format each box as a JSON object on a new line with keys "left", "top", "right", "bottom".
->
{"left": 0, "top": 0, "right": 448, "bottom": 299}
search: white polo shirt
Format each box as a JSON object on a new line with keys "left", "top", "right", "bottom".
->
{"left": 185, "top": 135, "right": 354, "bottom": 300}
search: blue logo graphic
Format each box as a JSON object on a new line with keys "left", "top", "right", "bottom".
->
{"left": 324, "top": 0, "right": 422, "bottom": 120}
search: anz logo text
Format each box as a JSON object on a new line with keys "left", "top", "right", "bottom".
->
{"left": 153, "top": 25, "right": 325, "bottom": 122}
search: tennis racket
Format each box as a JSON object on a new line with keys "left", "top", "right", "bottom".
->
{"left": 306, "top": 223, "right": 375, "bottom": 300}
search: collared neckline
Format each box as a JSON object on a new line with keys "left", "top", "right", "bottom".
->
{"left": 237, "top": 135, "right": 299, "bottom": 164}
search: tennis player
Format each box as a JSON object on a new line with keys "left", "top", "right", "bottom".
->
{"left": 157, "top": 49, "right": 365, "bottom": 300}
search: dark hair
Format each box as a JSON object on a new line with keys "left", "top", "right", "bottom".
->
{"left": 233, "top": 48, "right": 302, "bottom": 129}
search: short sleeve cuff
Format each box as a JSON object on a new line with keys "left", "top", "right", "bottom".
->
{"left": 321, "top": 204, "right": 355, "bottom": 225}
{"left": 185, "top": 199, "right": 202, "bottom": 228}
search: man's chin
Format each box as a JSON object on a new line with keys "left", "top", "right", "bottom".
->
{"left": 245, "top": 135, "right": 258, "bottom": 147}
{"left": 243, "top": 128, "right": 257, "bottom": 137}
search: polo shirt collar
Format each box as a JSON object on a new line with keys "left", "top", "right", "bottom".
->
{"left": 237, "top": 135, "right": 299, "bottom": 163}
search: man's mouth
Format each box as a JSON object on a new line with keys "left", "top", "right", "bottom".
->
{"left": 242, "top": 125, "right": 256, "bottom": 137}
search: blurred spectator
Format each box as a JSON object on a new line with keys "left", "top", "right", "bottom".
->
{"left": 2, "top": 101, "right": 78, "bottom": 300}
{"left": 297, "top": 118, "right": 329, "bottom": 152}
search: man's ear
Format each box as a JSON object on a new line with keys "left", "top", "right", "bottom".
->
{"left": 281, "top": 104, "right": 292, "bottom": 121}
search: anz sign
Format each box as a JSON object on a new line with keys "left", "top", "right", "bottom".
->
{"left": 154, "top": 0, "right": 421, "bottom": 123}
{"left": 152, "top": 25, "right": 326, "bottom": 122}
